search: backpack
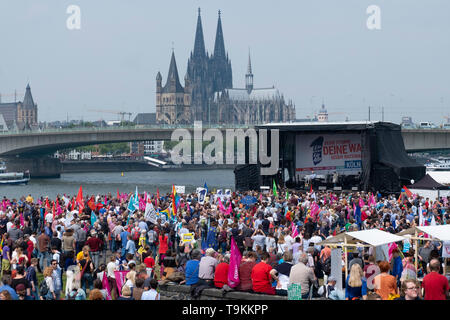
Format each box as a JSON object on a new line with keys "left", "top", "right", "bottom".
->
{"left": 321, "top": 256, "right": 331, "bottom": 275}
{"left": 39, "top": 279, "right": 49, "bottom": 298}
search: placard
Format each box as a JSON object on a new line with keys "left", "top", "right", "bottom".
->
{"left": 175, "top": 186, "right": 185, "bottom": 194}
{"left": 181, "top": 233, "right": 194, "bottom": 243}
{"left": 443, "top": 241, "right": 450, "bottom": 258}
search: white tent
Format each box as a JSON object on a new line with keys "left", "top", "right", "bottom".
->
{"left": 396, "top": 224, "right": 450, "bottom": 275}
{"left": 319, "top": 229, "right": 406, "bottom": 278}
{"left": 346, "top": 229, "right": 407, "bottom": 247}
{"left": 416, "top": 225, "right": 450, "bottom": 241}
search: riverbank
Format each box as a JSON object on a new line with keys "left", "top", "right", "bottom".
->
{"left": 61, "top": 160, "right": 237, "bottom": 173}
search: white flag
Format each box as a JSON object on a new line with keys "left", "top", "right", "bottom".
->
{"left": 144, "top": 200, "right": 157, "bottom": 224}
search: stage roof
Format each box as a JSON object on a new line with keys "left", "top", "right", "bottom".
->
{"left": 256, "top": 121, "right": 400, "bottom": 132}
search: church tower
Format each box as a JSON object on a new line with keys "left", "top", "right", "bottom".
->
{"left": 156, "top": 51, "right": 191, "bottom": 124}
{"left": 187, "top": 8, "right": 213, "bottom": 122}
{"left": 210, "top": 10, "right": 232, "bottom": 93}
{"left": 245, "top": 51, "right": 254, "bottom": 94}
{"left": 17, "top": 83, "right": 38, "bottom": 127}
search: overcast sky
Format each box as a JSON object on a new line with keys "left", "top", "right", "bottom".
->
{"left": 0, "top": 0, "right": 448, "bottom": 124}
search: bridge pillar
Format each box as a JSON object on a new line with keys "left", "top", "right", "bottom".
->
{"left": 2, "top": 156, "right": 62, "bottom": 178}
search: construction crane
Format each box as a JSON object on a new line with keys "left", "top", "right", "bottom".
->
{"left": 87, "top": 109, "right": 133, "bottom": 122}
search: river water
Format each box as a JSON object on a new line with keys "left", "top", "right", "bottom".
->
{"left": 0, "top": 169, "right": 235, "bottom": 199}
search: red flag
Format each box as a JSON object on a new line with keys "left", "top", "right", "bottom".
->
{"left": 403, "top": 185, "right": 413, "bottom": 198}
{"left": 87, "top": 196, "right": 96, "bottom": 211}
{"left": 117, "top": 189, "right": 120, "bottom": 200}
{"left": 76, "top": 186, "right": 84, "bottom": 211}
{"left": 310, "top": 184, "right": 313, "bottom": 194}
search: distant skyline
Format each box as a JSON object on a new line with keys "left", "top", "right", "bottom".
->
{"left": 0, "top": 0, "right": 449, "bottom": 124}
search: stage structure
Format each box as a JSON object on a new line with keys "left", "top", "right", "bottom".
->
{"left": 234, "top": 121, "right": 426, "bottom": 193}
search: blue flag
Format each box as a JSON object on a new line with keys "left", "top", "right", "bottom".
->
{"left": 204, "top": 182, "right": 208, "bottom": 193}
{"left": 91, "top": 212, "right": 97, "bottom": 226}
{"left": 127, "top": 186, "right": 139, "bottom": 215}
{"left": 355, "top": 205, "right": 362, "bottom": 229}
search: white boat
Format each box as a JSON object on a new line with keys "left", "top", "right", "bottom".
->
{"left": 425, "top": 157, "right": 450, "bottom": 171}
{"left": 0, "top": 163, "right": 30, "bottom": 185}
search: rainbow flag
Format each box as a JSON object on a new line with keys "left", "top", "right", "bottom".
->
{"left": 171, "top": 185, "right": 180, "bottom": 219}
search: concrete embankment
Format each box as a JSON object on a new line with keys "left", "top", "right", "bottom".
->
{"left": 61, "top": 160, "right": 236, "bottom": 173}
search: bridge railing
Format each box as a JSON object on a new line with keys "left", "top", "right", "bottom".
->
{"left": 0, "top": 124, "right": 255, "bottom": 135}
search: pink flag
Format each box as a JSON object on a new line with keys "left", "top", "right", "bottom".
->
{"left": 330, "top": 193, "right": 337, "bottom": 203}
{"left": 19, "top": 212, "right": 24, "bottom": 228}
{"left": 310, "top": 202, "right": 320, "bottom": 220}
{"left": 359, "top": 198, "right": 365, "bottom": 208}
{"left": 369, "top": 194, "right": 376, "bottom": 207}
{"left": 347, "top": 206, "right": 351, "bottom": 220}
{"left": 292, "top": 223, "right": 299, "bottom": 238}
{"left": 228, "top": 237, "right": 242, "bottom": 288}
{"left": 225, "top": 203, "right": 232, "bottom": 215}
{"left": 218, "top": 198, "right": 226, "bottom": 213}
{"left": 114, "top": 270, "right": 129, "bottom": 296}
{"left": 388, "top": 242, "right": 398, "bottom": 261}
{"left": 101, "top": 271, "right": 112, "bottom": 300}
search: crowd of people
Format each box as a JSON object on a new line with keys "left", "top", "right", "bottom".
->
{"left": 0, "top": 187, "right": 449, "bottom": 300}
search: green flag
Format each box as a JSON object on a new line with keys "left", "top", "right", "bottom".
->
{"left": 273, "top": 180, "right": 277, "bottom": 197}
{"left": 286, "top": 190, "right": 289, "bottom": 200}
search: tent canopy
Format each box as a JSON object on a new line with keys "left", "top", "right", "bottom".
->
{"left": 319, "top": 229, "right": 406, "bottom": 247}
{"left": 407, "top": 174, "right": 447, "bottom": 190}
{"left": 396, "top": 225, "right": 450, "bottom": 241}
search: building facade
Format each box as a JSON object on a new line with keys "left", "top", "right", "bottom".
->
{"left": 0, "top": 84, "right": 38, "bottom": 130}
{"left": 211, "top": 53, "right": 296, "bottom": 124}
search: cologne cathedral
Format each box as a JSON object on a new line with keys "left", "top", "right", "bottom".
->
{"left": 156, "top": 9, "right": 295, "bottom": 125}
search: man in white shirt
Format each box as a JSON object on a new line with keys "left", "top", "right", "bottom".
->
{"left": 284, "top": 230, "right": 294, "bottom": 252}
{"left": 141, "top": 279, "right": 160, "bottom": 300}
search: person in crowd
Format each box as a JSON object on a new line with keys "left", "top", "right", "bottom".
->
{"left": 213, "top": 254, "right": 230, "bottom": 289}
{"left": 273, "top": 251, "right": 294, "bottom": 296}
{"left": 422, "top": 258, "right": 449, "bottom": 300}
{"left": 182, "top": 249, "right": 202, "bottom": 286}
{"left": 89, "top": 288, "right": 104, "bottom": 300}
{"left": 251, "top": 251, "right": 278, "bottom": 295}
{"left": 394, "top": 279, "right": 422, "bottom": 300}
{"left": 318, "top": 276, "right": 345, "bottom": 300}
{"left": 117, "top": 285, "right": 134, "bottom": 300}
{"left": 141, "top": 278, "right": 160, "bottom": 300}
{"left": 373, "top": 261, "right": 399, "bottom": 300}
{"left": 198, "top": 248, "right": 219, "bottom": 287}
{"left": 289, "top": 252, "right": 317, "bottom": 299}
{"left": 345, "top": 263, "right": 367, "bottom": 300}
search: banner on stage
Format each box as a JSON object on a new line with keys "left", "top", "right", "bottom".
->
{"left": 296, "top": 133, "right": 362, "bottom": 178}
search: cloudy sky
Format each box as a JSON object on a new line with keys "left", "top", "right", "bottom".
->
{"left": 0, "top": 0, "right": 448, "bottom": 124}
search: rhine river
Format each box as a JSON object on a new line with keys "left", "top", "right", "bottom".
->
{"left": 0, "top": 169, "right": 235, "bottom": 199}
